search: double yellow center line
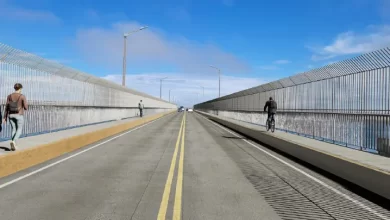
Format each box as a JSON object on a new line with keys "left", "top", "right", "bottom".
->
{"left": 157, "top": 112, "right": 186, "bottom": 220}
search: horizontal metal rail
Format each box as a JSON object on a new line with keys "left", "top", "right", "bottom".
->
{"left": 208, "top": 109, "right": 390, "bottom": 117}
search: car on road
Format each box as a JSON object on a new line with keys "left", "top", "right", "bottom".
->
{"left": 187, "top": 108, "right": 193, "bottom": 112}
{"left": 178, "top": 106, "right": 185, "bottom": 112}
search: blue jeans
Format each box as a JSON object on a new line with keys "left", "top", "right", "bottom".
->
{"left": 9, "top": 114, "right": 24, "bottom": 142}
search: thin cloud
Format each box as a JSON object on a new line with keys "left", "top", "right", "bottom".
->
{"left": 309, "top": 25, "right": 390, "bottom": 61}
{"left": 0, "top": 1, "right": 60, "bottom": 23}
{"left": 325, "top": 60, "right": 337, "bottom": 65}
{"left": 102, "top": 72, "right": 271, "bottom": 107}
{"left": 222, "top": 0, "right": 235, "bottom": 7}
{"left": 73, "top": 22, "right": 251, "bottom": 74}
{"left": 380, "top": 0, "right": 390, "bottom": 20}
{"left": 307, "top": 65, "right": 314, "bottom": 69}
{"left": 256, "top": 60, "right": 290, "bottom": 71}
{"left": 258, "top": 65, "right": 279, "bottom": 70}
{"left": 274, "top": 60, "right": 291, "bottom": 64}
{"left": 165, "top": 7, "right": 191, "bottom": 22}
{"left": 85, "top": 9, "right": 100, "bottom": 21}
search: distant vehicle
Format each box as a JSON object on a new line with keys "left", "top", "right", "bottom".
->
{"left": 178, "top": 106, "right": 185, "bottom": 112}
{"left": 187, "top": 108, "right": 193, "bottom": 112}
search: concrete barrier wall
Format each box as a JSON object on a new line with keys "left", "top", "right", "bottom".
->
{"left": 0, "top": 111, "right": 174, "bottom": 178}
{"left": 197, "top": 110, "right": 390, "bottom": 200}
{"left": 0, "top": 106, "right": 170, "bottom": 141}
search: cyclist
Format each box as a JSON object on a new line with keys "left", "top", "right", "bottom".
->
{"left": 264, "top": 97, "right": 277, "bottom": 126}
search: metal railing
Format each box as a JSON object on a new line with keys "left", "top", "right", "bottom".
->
{"left": 0, "top": 43, "right": 176, "bottom": 141}
{"left": 195, "top": 46, "right": 390, "bottom": 156}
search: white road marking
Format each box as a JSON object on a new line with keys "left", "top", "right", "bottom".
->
{"left": 198, "top": 113, "right": 390, "bottom": 220}
{"left": 0, "top": 116, "right": 167, "bottom": 190}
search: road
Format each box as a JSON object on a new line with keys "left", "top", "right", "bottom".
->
{"left": 0, "top": 112, "right": 389, "bottom": 220}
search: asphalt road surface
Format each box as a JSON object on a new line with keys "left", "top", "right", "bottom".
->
{"left": 0, "top": 112, "right": 389, "bottom": 220}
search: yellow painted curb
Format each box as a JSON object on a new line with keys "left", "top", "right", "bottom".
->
{"left": 0, "top": 111, "right": 174, "bottom": 178}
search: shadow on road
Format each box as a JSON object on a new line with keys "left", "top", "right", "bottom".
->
{"left": 222, "top": 135, "right": 246, "bottom": 140}
{"left": 0, "top": 146, "right": 10, "bottom": 151}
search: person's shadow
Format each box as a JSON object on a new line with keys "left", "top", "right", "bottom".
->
{"left": 0, "top": 146, "right": 10, "bottom": 151}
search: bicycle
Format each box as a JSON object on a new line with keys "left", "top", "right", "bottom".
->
{"left": 266, "top": 114, "right": 275, "bottom": 133}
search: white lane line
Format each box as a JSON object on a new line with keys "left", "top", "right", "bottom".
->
{"left": 0, "top": 116, "right": 167, "bottom": 190}
{"left": 197, "top": 113, "right": 390, "bottom": 220}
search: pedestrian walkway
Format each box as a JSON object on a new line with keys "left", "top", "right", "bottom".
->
{"left": 0, "top": 115, "right": 148, "bottom": 155}
{"left": 208, "top": 113, "right": 390, "bottom": 174}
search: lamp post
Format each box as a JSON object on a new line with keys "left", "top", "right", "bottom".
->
{"left": 169, "top": 89, "right": 173, "bottom": 102}
{"left": 199, "top": 86, "right": 204, "bottom": 97}
{"left": 194, "top": 92, "right": 200, "bottom": 106}
{"left": 160, "top": 77, "right": 168, "bottom": 99}
{"left": 209, "top": 65, "right": 221, "bottom": 97}
{"left": 122, "top": 26, "right": 148, "bottom": 86}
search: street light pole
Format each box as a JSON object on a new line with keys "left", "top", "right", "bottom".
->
{"left": 209, "top": 66, "right": 221, "bottom": 98}
{"left": 219, "top": 69, "right": 220, "bottom": 97}
{"left": 169, "top": 89, "right": 173, "bottom": 102}
{"left": 160, "top": 77, "right": 168, "bottom": 99}
{"left": 123, "top": 36, "right": 127, "bottom": 86}
{"left": 196, "top": 92, "right": 200, "bottom": 106}
{"left": 122, "top": 26, "right": 148, "bottom": 87}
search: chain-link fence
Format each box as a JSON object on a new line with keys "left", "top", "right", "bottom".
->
{"left": 195, "top": 47, "right": 390, "bottom": 156}
{"left": 0, "top": 43, "right": 176, "bottom": 141}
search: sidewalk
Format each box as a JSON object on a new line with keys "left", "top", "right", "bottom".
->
{"left": 206, "top": 112, "right": 390, "bottom": 174}
{"left": 0, "top": 115, "right": 147, "bottom": 155}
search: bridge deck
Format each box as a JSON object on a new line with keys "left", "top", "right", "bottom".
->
{"left": 0, "top": 112, "right": 389, "bottom": 219}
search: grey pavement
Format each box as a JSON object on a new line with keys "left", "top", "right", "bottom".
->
{"left": 0, "top": 112, "right": 389, "bottom": 220}
{"left": 183, "top": 113, "right": 281, "bottom": 220}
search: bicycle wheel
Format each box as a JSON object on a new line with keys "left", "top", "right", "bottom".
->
{"left": 271, "top": 119, "right": 275, "bottom": 133}
{"left": 266, "top": 119, "right": 270, "bottom": 131}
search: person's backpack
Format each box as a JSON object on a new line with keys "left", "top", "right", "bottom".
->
{"left": 8, "top": 94, "right": 22, "bottom": 114}
{"left": 270, "top": 100, "right": 277, "bottom": 109}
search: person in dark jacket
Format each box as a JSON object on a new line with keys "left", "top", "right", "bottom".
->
{"left": 0, "top": 107, "right": 2, "bottom": 133}
{"left": 264, "top": 97, "right": 277, "bottom": 123}
{"left": 138, "top": 100, "right": 144, "bottom": 117}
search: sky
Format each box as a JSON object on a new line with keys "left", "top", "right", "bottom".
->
{"left": 1, "top": 0, "right": 390, "bottom": 107}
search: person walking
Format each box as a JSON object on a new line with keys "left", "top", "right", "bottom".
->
{"left": 2, "top": 83, "right": 28, "bottom": 151}
{"left": 0, "top": 106, "right": 2, "bottom": 133}
{"left": 138, "top": 100, "right": 144, "bottom": 117}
